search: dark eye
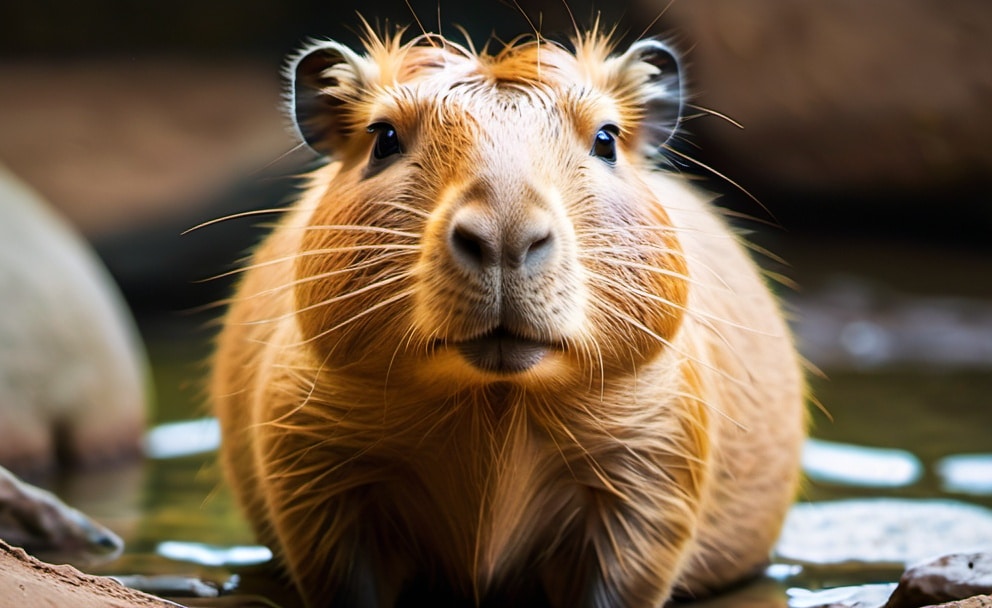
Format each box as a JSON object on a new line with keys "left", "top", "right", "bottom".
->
{"left": 591, "top": 125, "right": 619, "bottom": 163}
{"left": 368, "top": 122, "right": 401, "bottom": 160}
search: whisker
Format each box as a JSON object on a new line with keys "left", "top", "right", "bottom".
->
{"left": 292, "top": 224, "right": 422, "bottom": 240}
{"left": 294, "top": 289, "right": 416, "bottom": 347}
{"left": 683, "top": 102, "right": 744, "bottom": 130}
{"left": 575, "top": 224, "right": 737, "bottom": 240}
{"left": 249, "top": 252, "right": 416, "bottom": 300}
{"left": 670, "top": 390, "right": 749, "bottom": 433}
{"left": 660, "top": 143, "right": 780, "bottom": 228}
{"left": 182, "top": 206, "right": 299, "bottom": 236}
{"left": 589, "top": 270, "right": 779, "bottom": 338}
{"left": 600, "top": 306, "right": 751, "bottom": 391}
{"left": 371, "top": 199, "right": 431, "bottom": 219}
{"left": 634, "top": 0, "right": 676, "bottom": 42}
{"left": 579, "top": 256, "right": 726, "bottom": 293}
{"left": 196, "top": 244, "right": 420, "bottom": 283}
{"left": 239, "top": 272, "right": 414, "bottom": 327}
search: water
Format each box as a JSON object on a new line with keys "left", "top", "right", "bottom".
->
{"left": 50, "top": 238, "right": 992, "bottom": 607}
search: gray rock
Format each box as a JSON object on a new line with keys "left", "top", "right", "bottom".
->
{"left": 0, "top": 164, "right": 149, "bottom": 475}
{"left": 0, "top": 464, "right": 122, "bottom": 566}
{"left": 929, "top": 596, "right": 992, "bottom": 608}
{"left": 787, "top": 583, "right": 897, "bottom": 608}
{"left": 886, "top": 552, "right": 992, "bottom": 608}
{"left": 778, "top": 500, "right": 992, "bottom": 569}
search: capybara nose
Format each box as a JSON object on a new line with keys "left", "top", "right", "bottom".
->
{"left": 449, "top": 205, "right": 554, "bottom": 274}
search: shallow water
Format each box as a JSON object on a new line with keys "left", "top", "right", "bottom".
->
{"left": 51, "top": 239, "right": 992, "bottom": 607}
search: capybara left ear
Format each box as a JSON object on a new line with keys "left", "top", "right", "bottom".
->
{"left": 618, "top": 40, "right": 684, "bottom": 156}
{"left": 289, "top": 41, "right": 368, "bottom": 157}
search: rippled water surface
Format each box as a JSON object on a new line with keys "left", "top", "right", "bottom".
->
{"left": 54, "top": 239, "right": 992, "bottom": 607}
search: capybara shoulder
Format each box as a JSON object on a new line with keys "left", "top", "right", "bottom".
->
{"left": 211, "top": 28, "right": 806, "bottom": 607}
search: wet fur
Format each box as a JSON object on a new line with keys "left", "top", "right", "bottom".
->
{"left": 211, "top": 28, "right": 806, "bottom": 608}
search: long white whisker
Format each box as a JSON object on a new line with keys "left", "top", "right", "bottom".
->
{"left": 588, "top": 271, "right": 777, "bottom": 338}
{"left": 245, "top": 252, "right": 417, "bottom": 300}
{"left": 604, "top": 306, "right": 751, "bottom": 391}
{"left": 291, "top": 224, "right": 422, "bottom": 240}
{"left": 294, "top": 289, "right": 416, "bottom": 347}
{"left": 371, "top": 200, "right": 431, "bottom": 219}
{"left": 199, "top": 244, "right": 420, "bottom": 282}
{"left": 239, "top": 272, "right": 414, "bottom": 326}
{"left": 182, "top": 206, "right": 301, "bottom": 235}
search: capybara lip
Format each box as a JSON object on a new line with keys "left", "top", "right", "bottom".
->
{"left": 453, "top": 326, "right": 551, "bottom": 374}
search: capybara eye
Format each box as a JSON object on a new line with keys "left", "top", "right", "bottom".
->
{"left": 368, "top": 122, "right": 402, "bottom": 160}
{"left": 591, "top": 125, "right": 619, "bottom": 163}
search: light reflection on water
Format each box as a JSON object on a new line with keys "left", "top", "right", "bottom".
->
{"left": 801, "top": 439, "right": 922, "bottom": 488}
{"left": 936, "top": 454, "right": 992, "bottom": 496}
{"left": 157, "top": 541, "right": 271, "bottom": 567}
{"left": 144, "top": 418, "right": 221, "bottom": 459}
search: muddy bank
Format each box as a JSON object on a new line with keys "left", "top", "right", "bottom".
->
{"left": 0, "top": 540, "right": 179, "bottom": 607}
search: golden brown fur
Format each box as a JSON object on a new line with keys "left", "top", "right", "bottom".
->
{"left": 211, "top": 28, "right": 806, "bottom": 608}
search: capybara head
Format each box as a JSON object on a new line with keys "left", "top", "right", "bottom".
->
{"left": 289, "top": 31, "right": 689, "bottom": 390}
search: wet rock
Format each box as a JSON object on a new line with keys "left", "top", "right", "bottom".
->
{"left": 787, "top": 583, "right": 896, "bottom": 608}
{"left": 777, "top": 500, "right": 992, "bottom": 569}
{"left": 0, "top": 165, "right": 149, "bottom": 476}
{"left": 0, "top": 465, "right": 122, "bottom": 567}
{"left": 929, "top": 596, "right": 992, "bottom": 608}
{"left": 885, "top": 552, "right": 992, "bottom": 608}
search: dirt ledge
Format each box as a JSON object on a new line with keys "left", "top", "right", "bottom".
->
{"left": 0, "top": 540, "right": 182, "bottom": 608}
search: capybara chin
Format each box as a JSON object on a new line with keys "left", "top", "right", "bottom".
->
{"left": 211, "top": 27, "right": 807, "bottom": 608}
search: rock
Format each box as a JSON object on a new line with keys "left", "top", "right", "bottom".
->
{"left": 0, "top": 540, "right": 180, "bottom": 607}
{"left": 649, "top": 0, "right": 992, "bottom": 197}
{"left": 0, "top": 164, "right": 149, "bottom": 475}
{"left": 929, "top": 596, "right": 992, "bottom": 608}
{"left": 0, "top": 465, "right": 122, "bottom": 567}
{"left": 777, "top": 500, "right": 992, "bottom": 569}
{"left": 786, "top": 583, "right": 897, "bottom": 608}
{"left": 886, "top": 552, "right": 992, "bottom": 608}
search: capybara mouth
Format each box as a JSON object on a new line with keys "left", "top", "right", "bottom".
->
{"left": 453, "top": 326, "right": 552, "bottom": 374}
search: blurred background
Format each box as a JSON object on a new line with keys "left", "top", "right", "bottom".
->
{"left": 1, "top": 0, "right": 991, "bottom": 605}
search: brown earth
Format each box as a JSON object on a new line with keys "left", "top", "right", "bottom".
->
{"left": 0, "top": 540, "right": 181, "bottom": 608}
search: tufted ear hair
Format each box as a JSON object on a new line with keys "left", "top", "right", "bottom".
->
{"left": 615, "top": 40, "right": 683, "bottom": 157}
{"left": 289, "top": 41, "right": 374, "bottom": 157}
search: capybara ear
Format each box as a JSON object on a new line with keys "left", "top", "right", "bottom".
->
{"left": 616, "top": 40, "right": 683, "bottom": 157}
{"left": 288, "top": 41, "right": 371, "bottom": 157}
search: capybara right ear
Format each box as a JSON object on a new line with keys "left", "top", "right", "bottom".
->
{"left": 289, "top": 41, "right": 369, "bottom": 157}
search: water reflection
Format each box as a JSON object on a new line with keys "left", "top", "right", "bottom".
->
{"left": 793, "top": 277, "right": 992, "bottom": 369}
{"left": 937, "top": 454, "right": 992, "bottom": 496}
{"left": 802, "top": 439, "right": 922, "bottom": 488}
{"left": 144, "top": 417, "right": 221, "bottom": 459}
{"left": 157, "top": 541, "right": 271, "bottom": 567}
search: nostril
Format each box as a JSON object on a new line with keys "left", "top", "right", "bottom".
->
{"left": 529, "top": 233, "right": 551, "bottom": 254}
{"left": 451, "top": 224, "right": 486, "bottom": 267}
{"left": 523, "top": 231, "right": 553, "bottom": 268}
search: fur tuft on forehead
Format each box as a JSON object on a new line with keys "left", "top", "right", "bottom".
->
{"left": 290, "top": 25, "right": 682, "bottom": 159}
{"left": 348, "top": 27, "right": 626, "bottom": 91}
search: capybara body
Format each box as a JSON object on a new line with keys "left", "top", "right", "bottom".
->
{"left": 211, "top": 29, "right": 806, "bottom": 608}
{"left": 0, "top": 165, "right": 147, "bottom": 477}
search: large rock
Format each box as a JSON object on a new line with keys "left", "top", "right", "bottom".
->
{"left": 886, "top": 552, "right": 992, "bottom": 608}
{"left": 0, "top": 465, "right": 122, "bottom": 567}
{"left": 0, "top": 165, "right": 149, "bottom": 475}
{"left": 651, "top": 0, "right": 992, "bottom": 197}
